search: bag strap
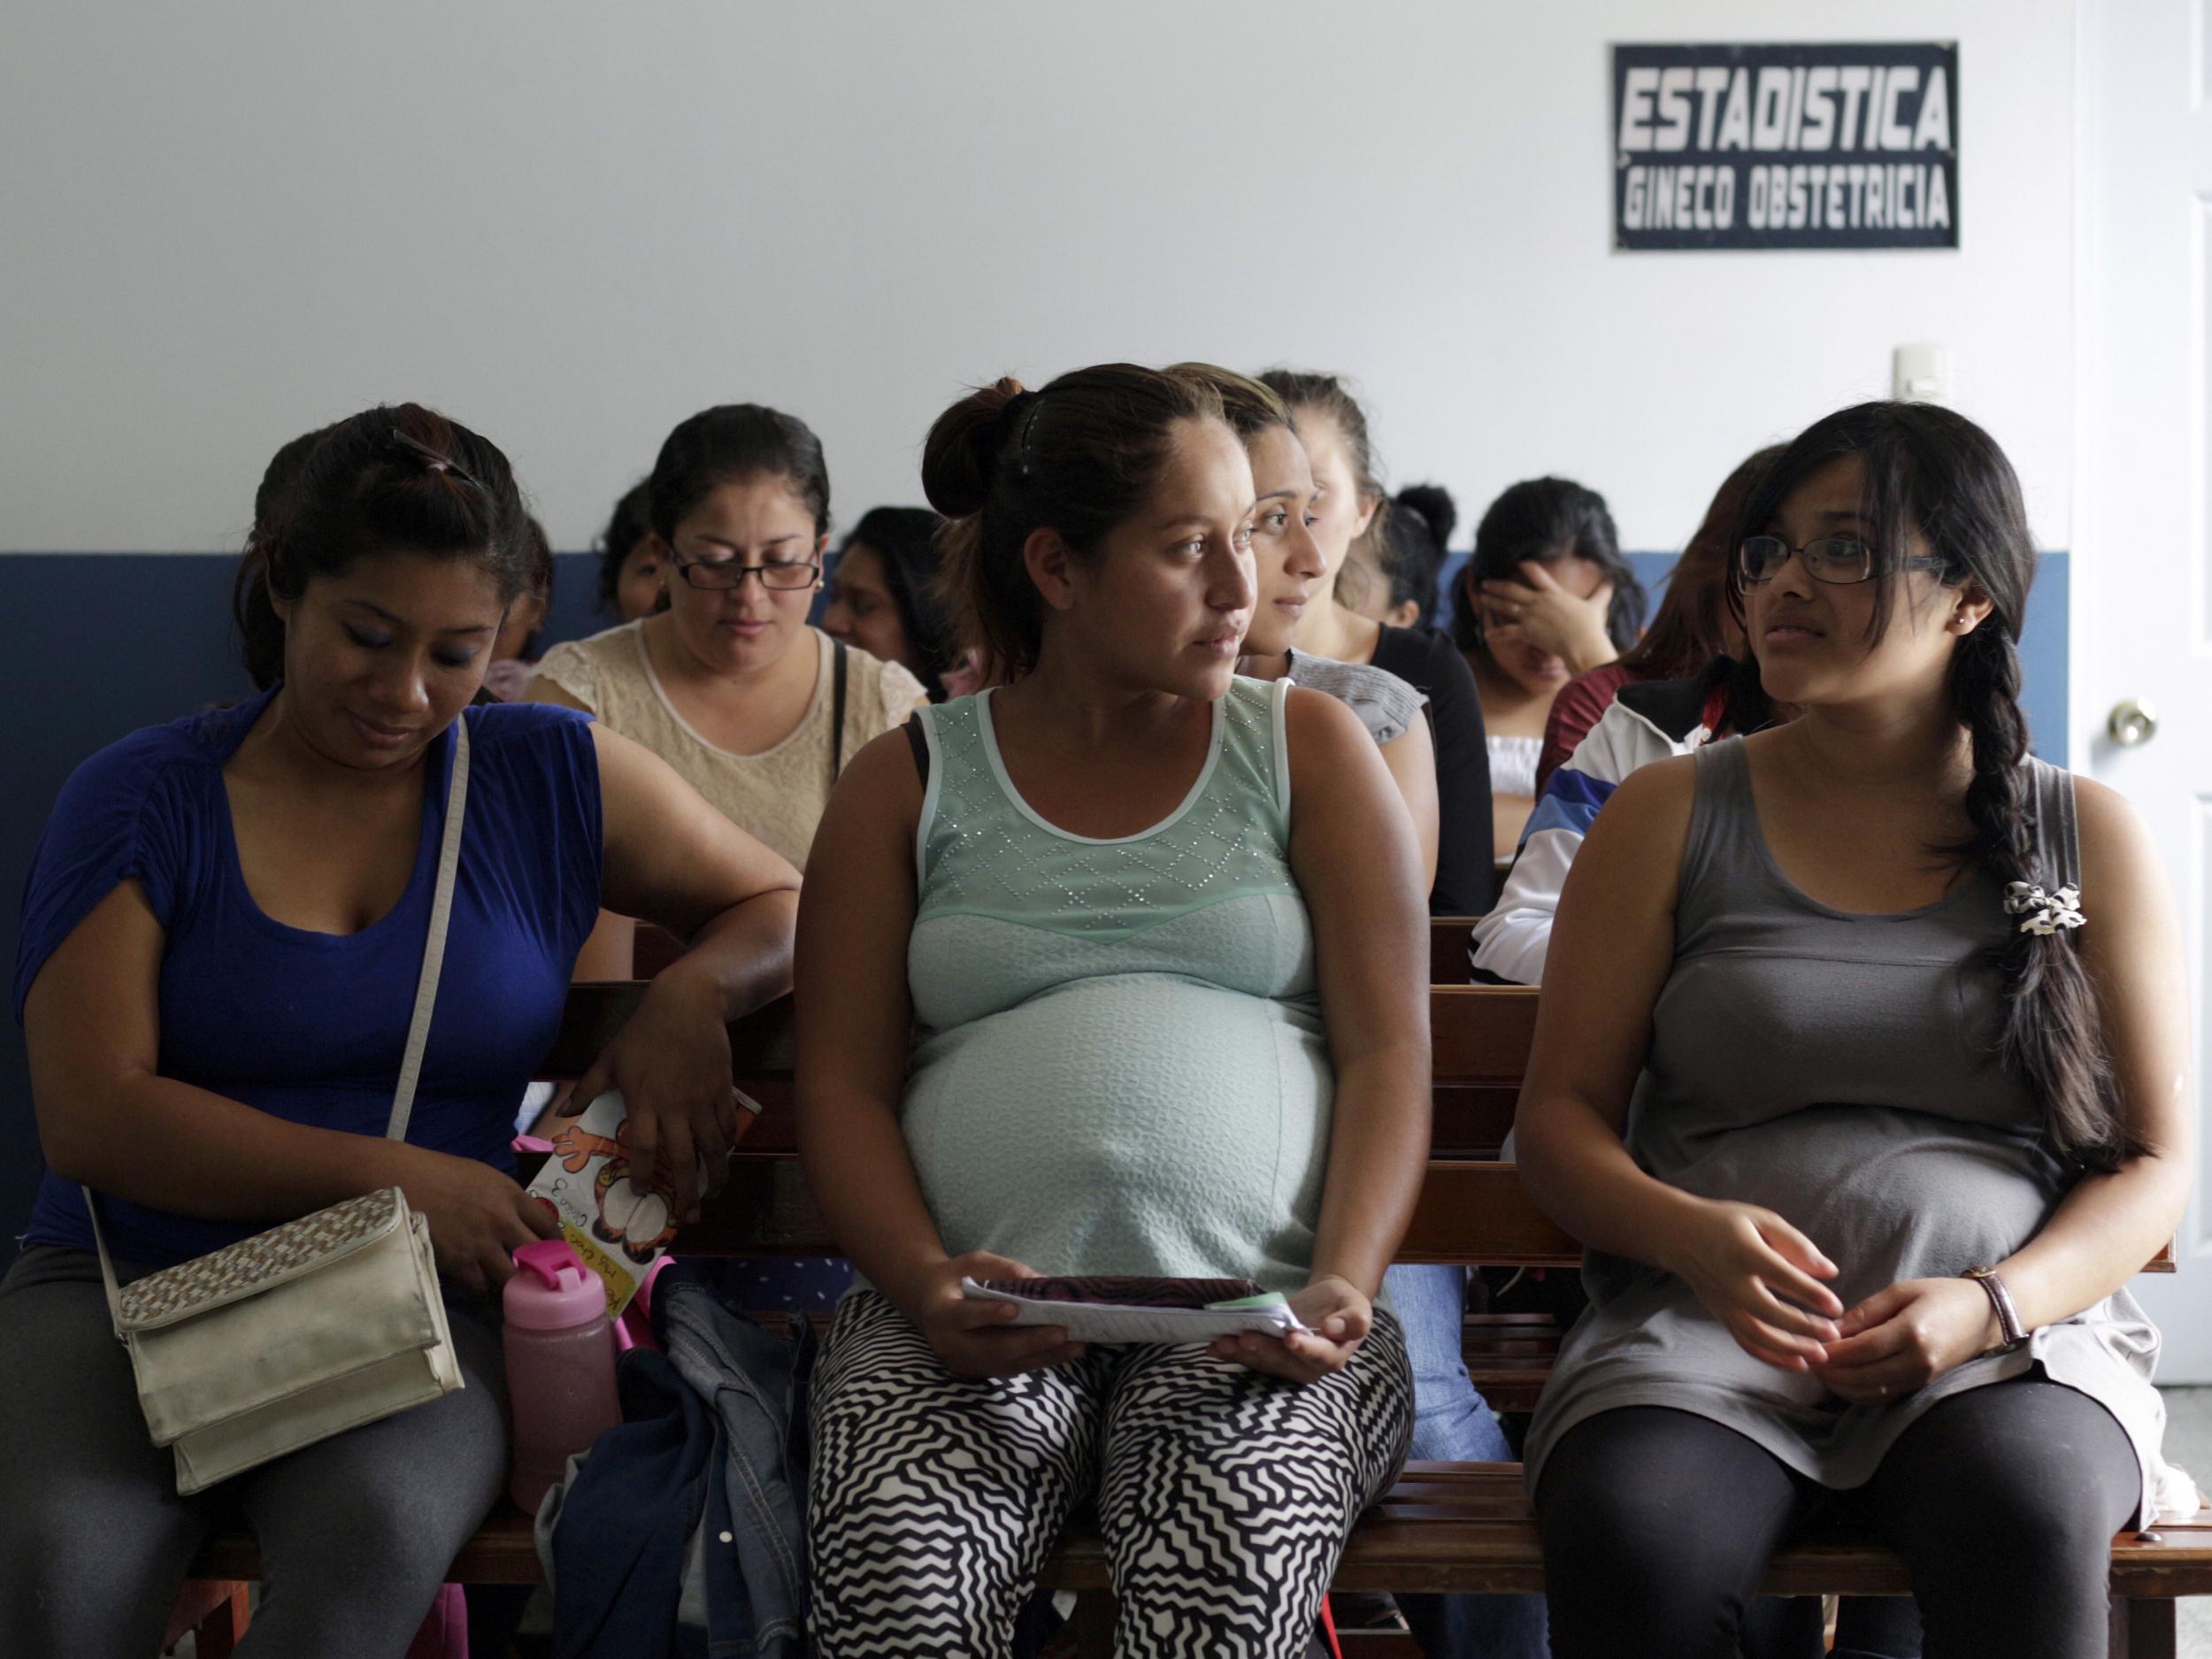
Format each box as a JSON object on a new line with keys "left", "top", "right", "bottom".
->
{"left": 388, "top": 715, "right": 470, "bottom": 1144}
{"left": 85, "top": 1191, "right": 126, "bottom": 1333}
{"left": 830, "top": 638, "right": 849, "bottom": 782}
{"left": 902, "top": 712, "right": 930, "bottom": 788}
{"left": 83, "top": 716, "right": 472, "bottom": 1326}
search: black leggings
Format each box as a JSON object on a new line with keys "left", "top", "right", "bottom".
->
{"left": 1535, "top": 1381, "right": 2139, "bottom": 1659}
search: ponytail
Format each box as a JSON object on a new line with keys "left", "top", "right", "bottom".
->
{"left": 922, "top": 364, "right": 1225, "bottom": 682}
{"left": 1948, "top": 621, "right": 2133, "bottom": 1170}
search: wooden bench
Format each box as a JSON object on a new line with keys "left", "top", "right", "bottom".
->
{"left": 1430, "top": 915, "right": 1479, "bottom": 986}
{"left": 187, "top": 983, "right": 2207, "bottom": 1657}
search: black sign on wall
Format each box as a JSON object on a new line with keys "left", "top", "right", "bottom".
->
{"left": 1613, "top": 43, "right": 1959, "bottom": 251}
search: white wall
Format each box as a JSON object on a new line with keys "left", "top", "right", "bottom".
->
{"left": 0, "top": 1, "right": 2074, "bottom": 556}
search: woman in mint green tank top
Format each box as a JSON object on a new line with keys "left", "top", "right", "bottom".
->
{"left": 794, "top": 364, "right": 1430, "bottom": 1659}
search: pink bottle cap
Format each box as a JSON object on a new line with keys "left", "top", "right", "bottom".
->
{"left": 505, "top": 1240, "right": 607, "bottom": 1330}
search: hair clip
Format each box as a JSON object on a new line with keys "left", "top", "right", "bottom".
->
{"left": 2004, "top": 880, "right": 2085, "bottom": 936}
{"left": 1010, "top": 393, "right": 1044, "bottom": 481}
{"left": 391, "top": 426, "right": 478, "bottom": 488}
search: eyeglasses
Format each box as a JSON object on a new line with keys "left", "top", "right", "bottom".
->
{"left": 1735, "top": 535, "right": 1948, "bottom": 587}
{"left": 672, "top": 553, "right": 820, "bottom": 592}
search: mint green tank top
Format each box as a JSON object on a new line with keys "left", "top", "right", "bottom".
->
{"left": 902, "top": 676, "right": 1330, "bottom": 1293}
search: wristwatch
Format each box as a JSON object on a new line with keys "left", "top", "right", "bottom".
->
{"left": 1962, "top": 1264, "right": 2028, "bottom": 1354}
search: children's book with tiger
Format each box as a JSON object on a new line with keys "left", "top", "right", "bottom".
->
{"left": 526, "top": 1090, "right": 707, "bottom": 1317}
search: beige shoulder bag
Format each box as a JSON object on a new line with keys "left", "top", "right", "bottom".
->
{"left": 85, "top": 718, "right": 473, "bottom": 1494}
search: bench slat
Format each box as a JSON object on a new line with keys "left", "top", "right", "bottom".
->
{"left": 1429, "top": 918, "right": 1478, "bottom": 986}
{"left": 1429, "top": 985, "right": 1539, "bottom": 1087}
{"left": 540, "top": 986, "right": 1531, "bottom": 1156}
{"left": 543, "top": 985, "right": 1550, "bottom": 1086}
{"left": 655, "top": 1160, "right": 1587, "bottom": 1268}
{"left": 188, "top": 1470, "right": 2212, "bottom": 1599}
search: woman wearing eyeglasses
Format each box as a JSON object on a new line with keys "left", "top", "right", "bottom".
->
{"left": 531, "top": 404, "right": 926, "bottom": 908}
{"left": 1516, "top": 403, "right": 2188, "bottom": 1658}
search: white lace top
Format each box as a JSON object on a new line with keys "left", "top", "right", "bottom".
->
{"left": 1487, "top": 733, "right": 1543, "bottom": 798}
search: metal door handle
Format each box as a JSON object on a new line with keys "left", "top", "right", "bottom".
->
{"left": 2108, "top": 699, "right": 2158, "bottom": 747}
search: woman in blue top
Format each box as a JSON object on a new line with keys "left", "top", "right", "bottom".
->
{"left": 796, "top": 364, "right": 1430, "bottom": 1659}
{"left": 2, "top": 404, "right": 801, "bottom": 1659}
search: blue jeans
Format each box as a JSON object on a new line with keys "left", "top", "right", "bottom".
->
{"left": 1386, "top": 1263, "right": 1551, "bottom": 1659}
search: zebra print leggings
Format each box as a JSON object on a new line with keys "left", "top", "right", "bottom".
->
{"left": 809, "top": 1289, "right": 1413, "bottom": 1658}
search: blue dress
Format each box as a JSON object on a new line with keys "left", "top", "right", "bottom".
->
{"left": 12, "top": 686, "right": 603, "bottom": 1269}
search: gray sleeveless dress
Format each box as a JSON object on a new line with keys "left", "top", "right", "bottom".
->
{"left": 1523, "top": 736, "right": 2168, "bottom": 1523}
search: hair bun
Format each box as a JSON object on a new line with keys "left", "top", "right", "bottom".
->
{"left": 922, "top": 376, "right": 1027, "bottom": 519}
{"left": 1395, "top": 483, "right": 1457, "bottom": 551}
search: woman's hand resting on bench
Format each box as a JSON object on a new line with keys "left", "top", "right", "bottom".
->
{"left": 1208, "top": 1274, "right": 1373, "bottom": 1385}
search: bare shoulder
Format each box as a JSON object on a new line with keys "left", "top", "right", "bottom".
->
{"left": 2067, "top": 771, "right": 2164, "bottom": 900}
{"left": 582, "top": 718, "right": 655, "bottom": 779}
{"left": 1282, "top": 684, "right": 1394, "bottom": 810}
{"left": 1599, "top": 749, "right": 1700, "bottom": 826}
{"left": 834, "top": 725, "right": 926, "bottom": 812}
{"left": 1282, "top": 681, "right": 1376, "bottom": 756}
{"left": 2070, "top": 771, "right": 2147, "bottom": 848}
{"left": 810, "top": 725, "right": 927, "bottom": 861}
{"left": 1568, "top": 749, "right": 1699, "bottom": 890}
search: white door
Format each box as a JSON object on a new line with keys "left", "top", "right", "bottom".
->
{"left": 2078, "top": 0, "right": 2212, "bottom": 1379}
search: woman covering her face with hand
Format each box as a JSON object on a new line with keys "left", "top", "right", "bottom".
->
{"left": 1517, "top": 402, "right": 2189, "bottom": 1659}
{"left": 2, "top": 405, "right": 799, "bottom": 1658}
{"left": 1453, "top": 478, "right": 1646, "bottom": 859}
{"left": 796, "top": 363, "right": 1428, "bottom": 1659}
{"left": 1473, "top": 444, "right": 1789, "bottom": 988}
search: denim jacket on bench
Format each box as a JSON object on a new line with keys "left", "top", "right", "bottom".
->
{"left": 542, "top": 1269, "right": 814, "bottom": 1658}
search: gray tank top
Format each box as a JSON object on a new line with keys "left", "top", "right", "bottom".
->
{"left": 1523, "top": 736, "right": 2169, "bottom": 1520}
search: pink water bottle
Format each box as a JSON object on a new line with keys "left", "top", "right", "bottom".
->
{"left": 504, "top": 1240, "right": 622, "bottom": 1512}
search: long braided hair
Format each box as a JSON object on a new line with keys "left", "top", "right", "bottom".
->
{"left": 1727, "top": 402, "right": 2131, "bottom": 1171}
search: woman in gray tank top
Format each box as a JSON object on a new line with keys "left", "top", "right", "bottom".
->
{"left": 1516, "top": 402, "right": 2191, "bottom": 1659}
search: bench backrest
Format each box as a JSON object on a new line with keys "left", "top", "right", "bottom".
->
{"left": 538, "top": 983, "right": 1579, "bottom": 1265}
{"left": 539, "top": 981, "right": 2170, "bottom": 1273}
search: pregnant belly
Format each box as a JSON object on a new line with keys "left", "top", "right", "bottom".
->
{"left": 1647, "top": 1105, "right": 2069, "bottom": 1310}
{"left": 901, "top": 979, "right": 1331, "bottom": 1279}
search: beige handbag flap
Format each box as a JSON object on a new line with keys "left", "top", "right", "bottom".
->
{"left": 111, "top": 1188, "right": 406, "bottom": 1333}
{"left": 130, "top": 1208, "right": 448, "bottom": 1446}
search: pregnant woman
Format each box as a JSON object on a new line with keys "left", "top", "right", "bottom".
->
{"left": 796, "top": 363, "right": 1429, "bottom": 1659}
{"left": 1517, "top": 401, "right": 2188, "bottom": 1659}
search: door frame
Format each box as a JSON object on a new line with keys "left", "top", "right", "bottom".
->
{"left": 2071, "top": 0, "right": 2212, "bottom": 1376}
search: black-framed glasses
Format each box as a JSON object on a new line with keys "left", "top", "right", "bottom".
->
{"left": 1735, "top": 535, "right": 1948, "bottom": 587}
{"left": 673, "top": 553, "right": 820, "bottom": 592}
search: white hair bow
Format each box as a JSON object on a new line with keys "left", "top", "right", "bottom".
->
{"left": 2004, "top": 880, "right": 2085, "bottom": 937}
